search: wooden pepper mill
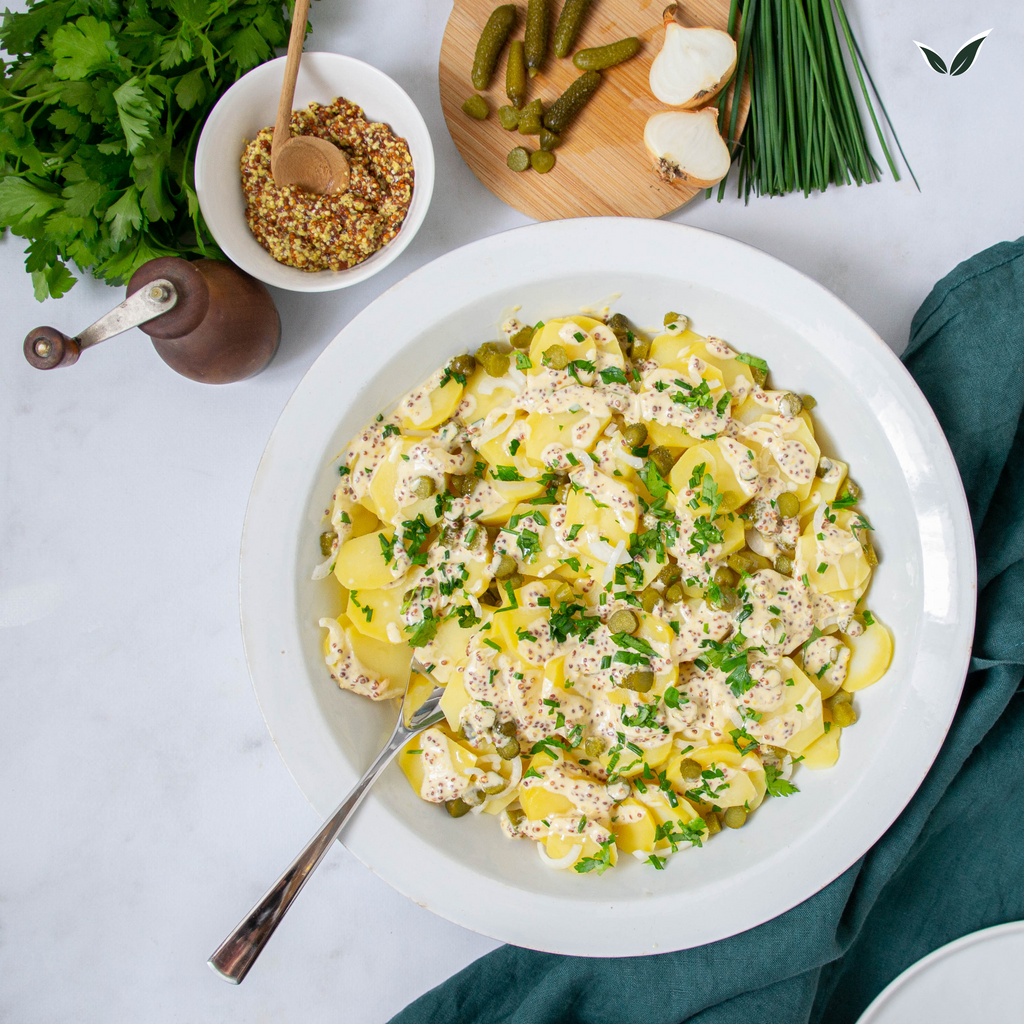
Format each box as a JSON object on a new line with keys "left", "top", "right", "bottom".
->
{"left": 23, "top": 257, "right": 281, "bottom": 384}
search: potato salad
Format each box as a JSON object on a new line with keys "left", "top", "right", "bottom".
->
{"left": 315, "top": 311, "right": 893, "bottom": 874}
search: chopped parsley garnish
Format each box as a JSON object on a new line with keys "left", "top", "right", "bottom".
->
{"left": 567, "top": 523, "right": 582, "bottom": 541}
{"left": 574, "top": 838, "right": 616, "bottom": 875}
{"left": 729, "top": 726, "right": 759, "bottom": 756}
{"left": 379, "top": 532, "right": 397, "bottom": 564}
{"left": 663, "top": 686, "right": 686, "bottom": 709}
{"left": 863, "top": 610, "right": 875, "bottom": 626}
{"left": 509, "top": 438, "right": 521, "bottom": 456}
{"left": 493, "top": 465, "right": 524, "bottom": 482}
{"left": 831, "top": 492, "right": 858, "bottom": 510}
{"left": 736, "top": 352, "right": 769, "bottom": 373}
{"left": 438, "top": 365, "right": 467, "bottom": 389}
{"left": 764, "top": 765, "right": 800, "bottom": 797}
{"left": 646, "top": 854, "right": 666, "bottom": 870}
{"left": 567, "top": 358, "right": 596, "bottom": 383}
{"left": 599, "top": 366, "right": 629, "bottom": 385}
{"left": 655, "top": 818, "right": 706, "bottom": 851}
{"left": 640, "top": 459, "right": 673, "bottom": 500}
{"left": 381, "top": 423, "right": 401, "bottom": 439}
{"left": 515, "top": 351, "right": 533, "bottom": 370}
{"left": 338, "top": 466, "right": 351, "bottom": 477}
{"left": 696, "top": 637, "right": 757, "bottom": 697}
{"left": 688, "top": 516, "right": 724, "bottom": 556}
{"left": 620, "top": 700, "right": 660, "bottom": 729}
{"left": 405, "top": 609, "right": 438, "bottom": 648}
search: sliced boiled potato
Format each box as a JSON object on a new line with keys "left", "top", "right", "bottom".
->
{"left": 347, "top": 586, "right": 403, "bottom": 643}
{"left": 459, "top": 367, "right": 517, "bottom": 425}
{"left": 612, "top": 799, "right": 657, "bottom": 854}
{"left": 801, "top": 721, "right": 841, "bottom": 769}
{"left": 439, "top": 669, "right": 471, "bottom": 731}
{"left": 841, "top": 620, "right": 893, "bottom": 691}
{"left": 646, "top": 420, "right": 705, "bottom": 451}
{"left": 799, "top": 460, "right": 848, "bottom": 520}
{"left": 468, "top": 477, "right": 546, "bottom": 525}
{"left": 399, "top": 377, "right": 463, "bottom": 431}
{"left": 418, "top": 616, "right": 480, "bottom": 684}
{"left": 670, "top": 442, "right": 751, "bottom": 514}
{"left": 649, "top": 328, "right": 704, "bottom": 368}
{"left": 565, "top": 484, "right": 637, "bottom": 556}
{"left": 334, "top": 530, "right": 401, "bottom": 590}
{"left": 345, "top": 624, "right": 413, "bottom": 696}
{"left": 520, "top": 784, "right": 575, "bottom": 821}
{"left": 527, "top": 315, "right": 605, "bottom": 368}
{"left": 523, "top": 406, "right": 612, "bottom": 466}
{"left": 398, "top": 726, "right": 476, "bottom": 797}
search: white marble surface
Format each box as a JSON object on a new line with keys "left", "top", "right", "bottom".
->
{"left": 1, "top": 2, "right": 1021, "bottom": 1021}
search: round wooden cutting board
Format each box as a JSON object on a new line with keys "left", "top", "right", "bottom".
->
{"left": 440, "top": 0, "right": 749, "bottom": 220}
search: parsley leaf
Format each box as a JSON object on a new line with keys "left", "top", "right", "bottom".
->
{"left": 764, "top": 764, "right": 800, "bottom": 797}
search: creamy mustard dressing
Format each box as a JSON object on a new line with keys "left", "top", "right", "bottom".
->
{"left": 315, "top": 311, "right": 887, "bottom": 873}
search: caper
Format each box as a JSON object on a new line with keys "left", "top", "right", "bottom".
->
{"left": 824, "top": 690, "right": 853, "bottom": 710}
{"left": 607, "top": 312, "right": 630, "bottom": 333}
{"left": 498, "top": 104, "right": 520, "bottom": 130}
{"left": 622, "top": 669, "right": 654, "bottom": 692}
{"left": 498, "top": 737, "right": 521, "bottom": 759}
{"left": 774, "top": 554, "right": 794, "bottom": 576}
{"left": 506, "top": 572, "right": 524, "bottom": 591}
{"left": 816, "top": 457, "right": 834, "bottom": 479}
{"left": 555, "top": 482, "right": 570, "bottom": 503}
{"left": 506, "top": 807, "right": 526, "bottom": 828}
{"left": 448, "top": 473, "right": 474, "bottom": 497}
{"left": 530, "top": 149, "right": 555, "bottom": 173}
{"left": 832, "top": 702, "right": 857, "bottom": 728}
{"left": 621, "top": 422, "right": 648, "bottom": 449}
{"left": 776, "top": 491, "right": 800, "bottom": 518}
{"left": 542, "top": 344, "right": 568, "bottom": 369}
{"left": 539, "top": 127, "right": 561, "bottom": 151}
{"left": 607, "top": 609, "right": 639, "bottom": 635}
{"left": 495, "top": 717, "right": 518, "bottom": 737}
{"left": 656, "top": 563, "right": 682, "bottom": 585}
{"left": 507, "top": 146, "right": 531, "bottom": 172}
{"left": 778, "top": 392, "right": 803, "bottom": 417}
{"left": 727, "top": 550, "right": 772, "bottom": 575}
{"left": 584, "top": 736, "right": 604, "bottom": 758}
{"left": 319, "top": 530, "right": 337, "bottom": 556}
{"left": 412, "top": 476, "right": 435, "bottom": 499}
{"left": 802, "top": 394, "right": 817, "bottom": 410}
{"left": 751, "top": 366, "right": 768, "bottom": 387}
{"left": 481, "top": 777, "right": 507, "bottom": 795}
{"left": 649, "top": 446, "right": 676, "bottom": 477}
{"left": 839, "top": 479, "right": 860, "bottom": 501}
{"left": 550, "top": 582, "right": 574, "bottom": 605}
{"left": 678, "top": 758, "right": 702, "bottom": 780}
{"left": 451, "top": 353, "right": 477, "bottom": 378}
{"left": 630, "top": 336, "right": 651, "bottom": 361}
{"left": 461, "top": 94, "right": 489, "bottom": 120}
{"left": 709, "top": 585, "right": 737, "bottom": 611}
{"left": 463, "top": 787, "right": 485, "bottom": 807}
{"left": 495, "top": 554, "right": 518, "bottom": 579}
{"left": 863, "top": 542, "right": 879, "bottom": 567}
{"left": 703, "top": 812, "right": 721, "bottom": 834}
{"left": 664, "top": 583, "right": 684, "bottom": 603}
{"left": 663, "top": 311, "right": 682, "bottom": 326}
{"left": 714, "top": 566, "right": 738, "bottom": 588}
{"left": 639, "top": 587, "right": 659, "bottom": 613}
{"left": 510, "top": 326, "right": 534, "bottom": 349}
{"left": 445, "top": 797, "right": 471, "bottom": 818}
{"left": 477, "top": 341, "right": 511, "bottom": 377}
{"left": 471, "top": 4, "right": 517, "bottom": 90}
{"left": 723, "top": 806, "right": 747, "bottom": 829}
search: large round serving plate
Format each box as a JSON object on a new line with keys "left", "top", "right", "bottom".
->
{"left": 240, "top": 218, "right": 975, "bottom": 957}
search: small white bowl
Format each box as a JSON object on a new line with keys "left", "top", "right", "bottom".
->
{"left": 195, "top": 52, "right": 434, "bottom": 292}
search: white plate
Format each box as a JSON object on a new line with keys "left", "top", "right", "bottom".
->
{"left": 195, "top": 52, "right": 435, "bottom": 293}
{"left": 239, "top": 218, "right": 975, "bottom": 956}
{"left": 855, "top": 921, "right": 1024, "bottom": 1022}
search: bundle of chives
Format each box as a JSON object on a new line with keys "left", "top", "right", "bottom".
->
{"left": 711, "top": 0, "right": 916, "bottom": 201}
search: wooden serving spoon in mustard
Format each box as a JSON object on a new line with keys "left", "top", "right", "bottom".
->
{"left": 270, "top": 0, "right": 350, "bottom": 195}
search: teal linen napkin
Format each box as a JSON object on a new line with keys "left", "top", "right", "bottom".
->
{"left": 391, "top": 238, "right": 1024, "bottom": 1024}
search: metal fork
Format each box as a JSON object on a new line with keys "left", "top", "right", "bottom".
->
{"left": 208, "top": 668, "right": 446, "bottom": 983}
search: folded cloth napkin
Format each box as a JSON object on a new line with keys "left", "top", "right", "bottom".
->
{"left": 391, "top": 238, "right": 1024, "bottom": 1024}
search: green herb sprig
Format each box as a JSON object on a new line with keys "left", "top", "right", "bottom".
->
{"left": 0, "top": 0, "right": 295, "bottom": 300}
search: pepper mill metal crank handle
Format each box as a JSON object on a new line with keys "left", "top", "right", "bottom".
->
{"left": 23, "top": 280, "right": 178, "bottom": 370}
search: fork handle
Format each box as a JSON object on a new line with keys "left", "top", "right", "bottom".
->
{"left": 207, "top": 730, "right": 405, "bottom": 984}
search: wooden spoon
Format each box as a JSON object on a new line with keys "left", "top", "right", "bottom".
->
{"left": 270, "top": 0, "right": 350, "bottom": 195}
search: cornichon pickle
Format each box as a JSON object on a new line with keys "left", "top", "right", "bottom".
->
{"left": 498, "top": 104, "right": 520, "bottom": 130}
{"left": 445, "top": 797, "right": 471, "bottom": 818}
{"left": 607, "top": 609, "right": 639, "bottom": 635}
{"left": 572, "top": 36, "right": 640, "bottom": 70}
{"left": 524, "top": 0, "right": 548, "bottom": 74}
{"left": 552, "top": 0, "right": 592, "bottom": 58}
{"left": 583, "top": 736, "right": 604, "bottom": 758}
{"left": 723, "top": 806, "right": 747, "bottom": 829}
{"left": 495, "top": 554, "right": 518, "bottom": 579}
{"left": 510, "top": 326, "right": 534, "bottom": 348}
{"left": 621, "top": 422, "right": 647, "bottom": 449}
{"left": 517, "top": 98, "right": 544, "bottom": 134}
{"left": 678, "top": 757, "right": 702, "bottom": 780}
{"left": 776, "top": 491, "right": 800, "bottom": 518}
{"left": 648, "top": 445, "right": 676, "bottom": 477}
{"left": 319, "top": 531, "right": 336, "bottom": 556}
{"left": 543, "top": 70, "right": 600, "bottom": 134}
{"left": 506, "top": 39, "right": 527, "bottom": 109}
{"left": 538, "top": 128, "right": 561, "bottom": 151}
{"left": 530, "top": 150, "right": 555, "bottom": 173}
{"left": 542, "top": 344, "right": 568, "bottom": 369}
{"left": 507, "top": 146, "right": 530, "bottom": 171}
{"left": 498, "top": 737, "right": 521, "bottom": 759}
{"left": 471, "top": 4, "right": 517, "bottom": 90}
{"left": 622, "top": 669, "right": 654, "bottom": 692}
{"left": 461, "top": 95, "right": 489, "bottom": 120}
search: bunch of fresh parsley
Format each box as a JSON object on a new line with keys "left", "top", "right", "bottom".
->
{"left": 0, "top": 0, "right": 293, "bottom": 300}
